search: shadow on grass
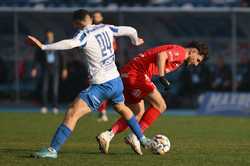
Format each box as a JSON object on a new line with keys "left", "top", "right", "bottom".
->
{"left": 0, "top": 148, "right": 37, "bottom": 158}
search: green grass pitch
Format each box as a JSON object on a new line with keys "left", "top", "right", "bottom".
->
{"left": 0, "top": 112, "right": 250, "bottom": 166}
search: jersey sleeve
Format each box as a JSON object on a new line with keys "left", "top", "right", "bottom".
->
{"left": 42, "top": 39, "right": 82, "bottom": 50}
{"left": 72, "top": 30, "right": 88, "bottom": 47}
{"left": 165, "top": 45, "right": 186, "bottom": 73}
{"left": 166, "top": 45, "right": 186, "bottom": 62}
{"left": 108, "top": 25, "right": 139, "bottom": 45}
{"left": 108, "top": 25, "right": 119, "bottom": 34}
{"left": 165, "top": 63, "right": 181, "bottom": 73}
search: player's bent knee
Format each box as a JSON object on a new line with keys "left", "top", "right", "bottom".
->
{"left": 64, "top": 108, "right": 78, "bottom": 123}
{"left": 113, "top": 103, "right": 124, "bottom": 113}
{"left": 154, "top": 99, "right": 167, "bottom": 113}
{"left": 65, "top": 98, "right": 91, "bottom": 122}
{"left": 135, "top": 110, "right": 145, "bottom": 121}
{"left": 161, "top": 101, "right": 167, "bottom": 113}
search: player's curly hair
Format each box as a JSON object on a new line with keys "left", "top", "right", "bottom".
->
{"left": 73, "top": 9, "right": 91, "bottom": 21}
{"left": 186, "top": 41, "right": 209, "bottom": 61}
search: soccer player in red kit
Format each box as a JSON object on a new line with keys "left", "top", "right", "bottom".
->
{"left": 97, "top": 41, "right": 208, "bottom": 155}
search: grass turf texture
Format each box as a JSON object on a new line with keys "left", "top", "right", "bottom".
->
{"left": 0, "top": 112, "right": 250, "bottom": 166}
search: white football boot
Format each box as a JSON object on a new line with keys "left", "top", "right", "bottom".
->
{"left": 124, "top": 133, "right": 143, "bottom": 155}
{"left": 96, "top": 130, "right": 114, "bottom": 154}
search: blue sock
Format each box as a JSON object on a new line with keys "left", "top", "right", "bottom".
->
{"left": 127, "top": 116, "right": 144, "bottom": 140}
{"left": 50, "top": 123, "right": 72, "bottom": 152}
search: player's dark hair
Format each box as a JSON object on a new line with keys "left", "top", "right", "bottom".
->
{"left": 186, "top": 41, "right": 209, "bottom": 61}
{"left": 73, "top": 9, "right": 91, "bottom": 21}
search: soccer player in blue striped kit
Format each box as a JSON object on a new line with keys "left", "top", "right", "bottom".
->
{"left": 27, "top": 9, "right": 154, "bottom": 158}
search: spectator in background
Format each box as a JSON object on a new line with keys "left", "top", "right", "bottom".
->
{"left": 178, "top": 63, "right": 212, "bottom": 103}
{"left": 235, "top": 54, "right": 250, "bottom": 91}
{"left": 241, "top": 0, "right": 250, "bottom": 7}
{"left": 0, "top": 56, "right": 6, "bottom": 83}
{"left": 211, "top": 57, "right": 232, "bottom": 91}
{"left": 31, "top": 29, "right": 68, "bottom": 114}
{"left": 189, "top": 63, "right": 212, "bottom": 93}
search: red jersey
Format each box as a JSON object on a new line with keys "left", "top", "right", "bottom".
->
{"left": 120, "top": 44, "right": 186, "bottom": 79}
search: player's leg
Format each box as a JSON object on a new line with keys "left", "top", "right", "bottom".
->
{"left": 139, "top": 89, "right": 166, "bottom": 132}
{"left": 96, "top": 101, "right": 145, "bottom": 154}
{"left": 108, "top": 74, "right": 162, "bottom": 134}
{"left": 107, "top": 72, "right": 148, "bottom": 135}
{"left": 112, "top": 103, "right": 151, "bottom": 148}
{"left": 32, "top": 97, "right": 91, "bottom": 158}
{"left": 62, "top": 97, "right": 91, "bottom": 130}
{"left": 97, "top": 77, "right": 152, "bottom": 154}
{"left": 110, "top": 100, "right": 145, "bottom": 134}
{"left": 124, "top": 89, "right": 166, "bottom": 155}
{"left": 97, "top": 100, "right": 109, "bottom": 122}
{"left": 123, "top": 101, "right": 145, "bottom": 155}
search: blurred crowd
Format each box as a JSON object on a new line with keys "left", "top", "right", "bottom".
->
{"left": 162, "top": 54, "right": 250, "bottom": 108}
{"left": 0, "top": 8, "right": 250, "bottom": 109}
{"left": 0, "top": 0, "right": 250, "bottom": 7}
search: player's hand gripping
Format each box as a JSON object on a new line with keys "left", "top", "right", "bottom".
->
{"left": 159, "top": 76, "right": 171, "bottom": 91}
{"left": 26, "top": 35, "right": 44, "bottom": 49}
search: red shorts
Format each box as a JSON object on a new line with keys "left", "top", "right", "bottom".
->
{"left": 121, "top": 70, "right": 156, "bottom": 104}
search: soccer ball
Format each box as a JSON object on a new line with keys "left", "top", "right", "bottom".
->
{"left": 151, "top": 134, "right": 171, "bottom": 155}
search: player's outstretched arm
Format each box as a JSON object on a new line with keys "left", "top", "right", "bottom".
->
{"left": 26, "top": 35, "right": 43, "bottom": 49}
{"left": 157, "top": 51, "right": 168, "bottom": 77}
{"left": 110, "top": 26, "right": 144, "bottom": 46}
{"left": 157, "top": 51, "right": 171, "bottom": 90}
{"left": 26, "top": 35, "right": 82, "bottom": 51}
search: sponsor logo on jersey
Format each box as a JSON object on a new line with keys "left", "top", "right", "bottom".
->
{"left": 131, "top": 89, "right": 141, "bottom": 98}
{"left": 174, "top": 52, "right": 179, "bottom": 57}
{"left": 144, "top": 74, "right": 150, "bottom": 81}
{"left": 167, "top": 51, "right": 174, "bottom": 61}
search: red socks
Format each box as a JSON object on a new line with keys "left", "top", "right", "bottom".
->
{"left": 111, "top": 118, "right": 128, "bottom": 134}
{"left": 139, "top": 107, "right": 161, "bottom": 132}
{"left": 98, "top": 100, "right": 108, "bottom": 113}
{"left": 111, "top": 106, "right": 161, "bottom": 134}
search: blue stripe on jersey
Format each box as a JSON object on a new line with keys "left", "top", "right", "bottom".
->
{"left": 80, "top": 42, "right": 87, "bottom": 48}
{"left": 80, "top": 33, "right": 86, "bottom": 42}
{"left": 101, "top": 54, "right": 115, "bottom": 65}
{"left": 109, "top": 26, "right": 118, "bottom": 33}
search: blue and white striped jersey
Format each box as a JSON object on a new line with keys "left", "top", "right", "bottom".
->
{"left": 73, "top": 24, "right": 120, "bottom": 84}
{"left": 42, "top": 23, "right": 140, "bottom": 84}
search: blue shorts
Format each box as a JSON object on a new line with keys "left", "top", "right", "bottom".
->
{"left": 79, "top": 77, "right": 124, "bottom": 112}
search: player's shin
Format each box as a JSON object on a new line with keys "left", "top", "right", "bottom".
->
{"left": 139, "top": 107, "right": 161, "bottom": 132}
{"left": 110, "top": 118, "right": 128, "bottom": 134}
{"left": 126, "top": 116, "right": 144, "bottom": 140}
{"left": 50, "top": 123, "right": 72, "bottom": 152}
{"left": 114, "top": 104, "right": 150, "bottom": 147}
